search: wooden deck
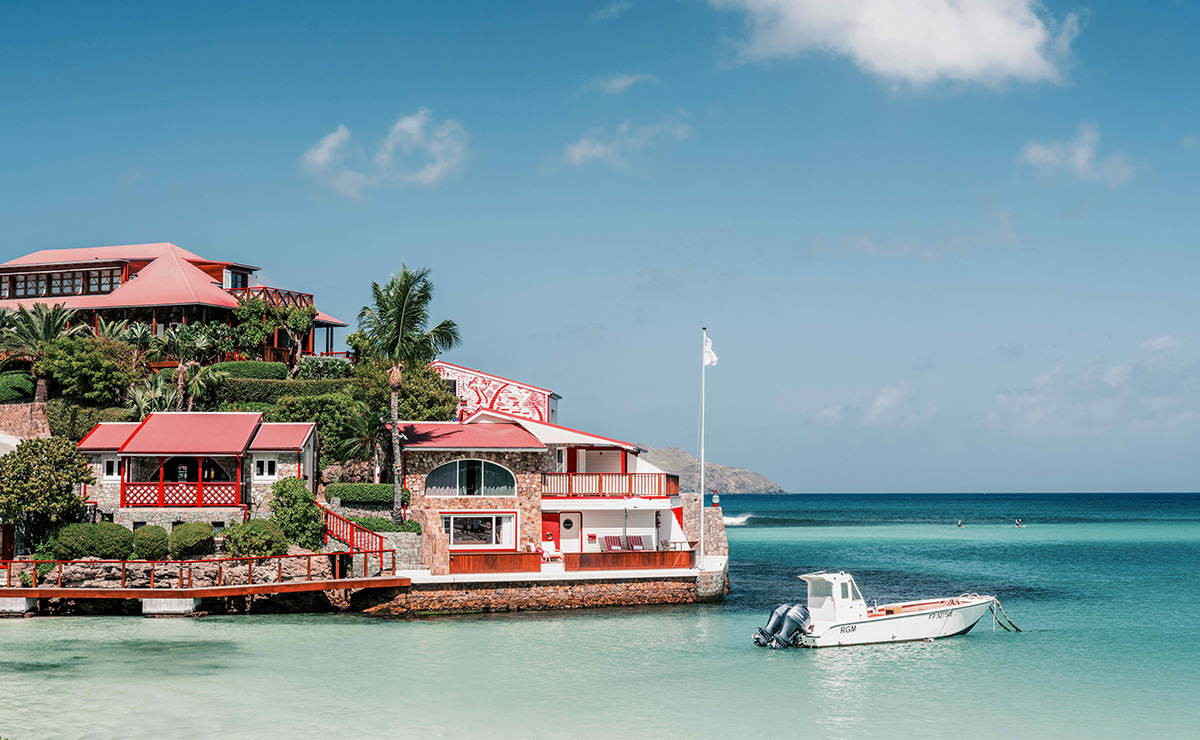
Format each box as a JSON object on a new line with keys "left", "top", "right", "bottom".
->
{"left": 0, "top": 575, "right": 411, "bottom": 600}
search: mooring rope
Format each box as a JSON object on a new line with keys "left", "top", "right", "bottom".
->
{"left": 992, "top": 597, "right": 1021, "bottom": 632}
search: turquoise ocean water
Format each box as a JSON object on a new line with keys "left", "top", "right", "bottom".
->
{"left": 2, "top": 493, "right": 1199, "bottom": 739}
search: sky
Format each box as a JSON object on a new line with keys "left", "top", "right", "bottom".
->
{"left": 3, "top": 1, "right": 1200, "bottom": 492}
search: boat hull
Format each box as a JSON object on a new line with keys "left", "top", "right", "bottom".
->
{"left": 798, "top": 597, "right": 994, "bottom": 648}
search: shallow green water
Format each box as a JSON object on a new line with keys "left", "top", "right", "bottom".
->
{"left": 2, "top": 494, "right": 1198, "bottom": 739}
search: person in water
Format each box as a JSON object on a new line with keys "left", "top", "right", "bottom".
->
{"left": 957, "top": 520, "right": 963, "bottom": 527}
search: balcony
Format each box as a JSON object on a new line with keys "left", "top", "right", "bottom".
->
{"left": 226, "top": 285, "right": 314, "bottom": 309}
{"left": 541, "top": 472, "right": 679, "bottom": 498}
{"left": 120, "top": 481, "right": 242, "bottom": 508}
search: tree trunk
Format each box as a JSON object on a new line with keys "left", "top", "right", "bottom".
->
{"left": 389, "top": 365, "right": 404, "bottom": 522}
{"left": 34, "top": 375, "right": 47, "bottom": 404}
{"left": 175, "top": 366, "right": 187, "bottom": 412}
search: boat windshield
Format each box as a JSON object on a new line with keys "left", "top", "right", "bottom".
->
{"left": 850, "top": 580, "right": 863, "bottom": 601}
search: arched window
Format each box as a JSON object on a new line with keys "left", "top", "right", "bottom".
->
{"left": 425, "top": 460, "right": 516, "bottom": 497}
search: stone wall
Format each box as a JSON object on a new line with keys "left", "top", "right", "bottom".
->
{"left": 0, "top": 402, "right": 50, "bottom": 439}
{"left": 351, "top": 576, "right": 700, "bottom": 616}
{"left": 405, "top": 449, "right": 552, "bottom": 574}
{"left": 703, "top": 506, "right": 728, "bottom": 557}
{"left": 114, "top": 507, "right": 245, "bottom": 530}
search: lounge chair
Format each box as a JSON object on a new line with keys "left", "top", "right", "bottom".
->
{"left": 539, "top": 539, "right": 563, "bottom": 563}
{"left": 603, "top": 535, "right": 624, "bottom": 551}
{"left": 626, "top": 535, "right": 646, "bottom": 551}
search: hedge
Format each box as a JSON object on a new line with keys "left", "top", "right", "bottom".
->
{"left": 208, "top": 361, "right": 288, "bottom": 380}
{"left": 168, "top": 522, "right": 215, "bottom": 559}
{"left": 216, "top": 401, "right": 275, "bottom": 414}
{"left": 222, "top": 519, "right": 288, "bottom": 557}
{"left": 348, "top": 516, "right": 421, "bottom": 533}
{"left": 0, "top": 370, "right": 34, "bottom": 403}
{"left": 325, "top": 484, "right": 408, "bottom": 506}
{"left": 295, "top": 356, "right": 353, "bottom": 380}
{"left": 46, "top": 399, "right": 133, "bottom": 441}
{"left": 133, "top": 525, "right": 169, "bottom": 560}
{"left": 48, "top": 522, "right": 134, "bottom": 560}
{"left": 211, "top": 377, "right": 357, "bottom": 405}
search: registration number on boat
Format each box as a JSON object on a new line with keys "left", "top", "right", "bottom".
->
{"left": 928, "top": 610, "right": 952, "bottom": 620}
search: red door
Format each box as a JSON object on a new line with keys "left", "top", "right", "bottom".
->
{"left": 0, "top": 524, "right": 13, "bottom": 561}
{"left": 541, "top": 512, "right": 560, "bottom": 547}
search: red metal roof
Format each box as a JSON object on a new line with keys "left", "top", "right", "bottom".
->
{"left": 250, "top": 423, "right": 315, "bottom": 451}
{"left": 395, "top": 422, "right": 545, "bottom": 450}
{"left": 119, "top": 412, "right": 263, "bottom": 456}
{"left": 0, "top": 242, "right": 345, "bottom": 326}
{"left": 77, "top": 422, "right": 140, "bottom": 452}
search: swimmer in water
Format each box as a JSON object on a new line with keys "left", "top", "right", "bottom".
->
{"left": 957, "top": 520, "right": 963, "bottom": 527}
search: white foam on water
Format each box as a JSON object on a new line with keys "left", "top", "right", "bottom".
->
{"left": 724, "top": 513, "right": 752, "bottom": 526}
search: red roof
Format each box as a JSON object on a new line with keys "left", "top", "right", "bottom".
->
{"left": 77, "top": 423, "right": 141, "bottom": 452}
{"left": 119, "top": 412, "right": 263, "bottom": 456}
{"left": 396, "top": 422, "right": 545, "bottom": 450}
{"left": 0, "top": 242, "right": 345, "bottom": 326}
{"left": 250, "top": 423, "right": 315, "bottom": 451}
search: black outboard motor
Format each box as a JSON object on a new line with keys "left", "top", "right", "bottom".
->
{"left": 753, "top": 604, "right": 792, "bottom": 646}
{"left": 768, "top": 604, "right": 812, "bottom": 649}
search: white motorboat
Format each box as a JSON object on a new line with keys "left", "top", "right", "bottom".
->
{"left": 753, "top": 571, "right": 998, "bottom": 648}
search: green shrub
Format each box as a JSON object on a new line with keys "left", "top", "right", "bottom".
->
{"left": 295, "top": 356, "right": 353, "bottom": 380}
{"left": 325, "top": 483, "right": 407, "bottom": 505}
{"left": 168, "top": 522, "right": 215, "bottom": 559}
{"left": 35, "top": 335, "right": 142, "bottom": 406}
{"left": 46, "top": 522, "right": 134, "bottom": 560}
{"left": 133, "top": 525, "right": 169, "bottom": 560}
{"left": 347, "top": 516, "right": 421, "bottom": 534}
{"left": 208, "top": 361, "right": 288, "bottom": 380}
{"left": 211, "top": 377, "right": 356, "bottom": 405}
{"left": 0, "top": 370, "right": 34, "bottom": 402}
{"left": 45, "top": 399, "right": 133, "bottom": 441}
{"left": 222, "top": 519, "right": 288, "bottom": 557}
{"left": 268, "top": 477, "right": 323, "bottom": 551}
{"left": 265, "top": 392, "right": 358, "bottom": 466}
{"left": 215, "top": 401, "right": 276, "bottom": 414}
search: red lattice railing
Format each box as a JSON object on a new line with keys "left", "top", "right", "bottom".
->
{"left": 121, "top": 481, "right": 242, "bottom": 508}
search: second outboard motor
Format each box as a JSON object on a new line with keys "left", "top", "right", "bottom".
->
{"left": 768, "top": 604, "right": 812, "bottom": 649}
{"left": 753, "top": 604, "right": 792, "bottom": 646}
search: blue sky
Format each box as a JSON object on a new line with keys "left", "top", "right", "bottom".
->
{"left": 3, "top": 1, "right": 1200, "bottom": 492}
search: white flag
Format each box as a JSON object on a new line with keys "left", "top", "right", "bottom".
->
{"left": 703, "top": 335, "right": 718, "bottom": 366}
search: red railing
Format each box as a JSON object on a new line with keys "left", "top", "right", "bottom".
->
{"left": 1, "top": 550, "right": 397, "bottom": 591}
{"left": 541, "top": 473, "right": 679, "bottom": 497}
{"left": 121, "top": 481, "right": 240, "bottom": 508}
{"left": 226, "top": 285, "right": 314, "bottom": 308}
{"left": 317, "top": 502, "right": 390, "bottom": 571}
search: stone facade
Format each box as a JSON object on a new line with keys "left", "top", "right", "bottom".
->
{"left": 350, "top": 576, "right": 700, "bottom": 616}
{"left": 113, "top": 507, "right": 245, "bottom": 531}
{"left": 405, "top": 449, "right": 553, "bottom": 574}
{"left": 0, "top": 402, "right": 50, "bottom": 439}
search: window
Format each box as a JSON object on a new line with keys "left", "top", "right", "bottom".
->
{"left": 443, "top": 378, "right": 457, "bottom": 395}
{"left": 14, "top": 274, "right": 32, "bottom": 298}
{"left": 255, "top": 457, "right": 277, "bottom": 479}
{"left": 425, "top": 460, "right": 516, "bottom": 497}
{"left": 0, "top": 277, "right": 8, "bottom": 299}
{"left": 439, "top": 513, "right": 516, "bottom": 548}
{"left": 841, "top": 583, "right": 849, "bottom": 599}
{"left": 133, "top": 521, "right": 146, "bottom": 531}
{"left": 230, "top": 271, "right": 248, "bottom": 289}
{"left": 88, "top": 268, "right": 120, "bottom": 294}
{"left": 103, "top": 458, "right": 118, "bottom": 481}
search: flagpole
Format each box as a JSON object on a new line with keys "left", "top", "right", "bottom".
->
{"left": 699, "top": 327, "right": 706, "bottom": 571}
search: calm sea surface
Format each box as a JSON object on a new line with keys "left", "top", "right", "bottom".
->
{"left": 3, "top": 493, "right": 1199, "bottom": 739}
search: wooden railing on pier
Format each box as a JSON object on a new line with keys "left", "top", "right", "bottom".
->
{"left": 541, "top": 473, "right": 679, "bottom": 497}
{"left": 1, "top": 550, "right": 397, "bottom": 592}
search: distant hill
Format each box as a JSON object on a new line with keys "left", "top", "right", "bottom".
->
{"left": 637, "top": 445, "right": 785, "bottom": 494}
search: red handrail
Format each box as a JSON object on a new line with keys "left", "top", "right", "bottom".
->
{"left": 1, "top": 549, "right": 397, "bottom": 590}
{"left": 316, "top": 501, "right": 390, "bottom": 573}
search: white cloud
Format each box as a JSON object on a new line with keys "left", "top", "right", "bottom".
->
{"left": 984, "top": 336, "right": 1200, "bottom": 438}
{"left": 590, "top": 1, "right": 634, "bottom": 23}
{"left": 301, "top": 110, "right": 467, "bottom": 197}
{"left": 815, "top": 384, "right": 937, "bottom": 427}
{"left": 1020, "top": 122, "right": 1135, "bottom": 188}
{"left": 589, "top": 73, "right": 658, "bottom": 95}
{"left": 710, "top": 0, "right": 1080, "bottom": 87}
{"left": 563, "top": 115, "right": 691, "bottom": 170}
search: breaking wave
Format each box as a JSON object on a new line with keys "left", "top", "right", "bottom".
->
{"left": 724, "top": 513, "right": 753, "bottom": 526}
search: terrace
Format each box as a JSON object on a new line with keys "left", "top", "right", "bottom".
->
{"left": 540, "top": 472, "right": 679, "bottom": 497}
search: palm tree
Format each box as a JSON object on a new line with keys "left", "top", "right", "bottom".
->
{"left": 0, "top": 303, "right": 84, "bottom": 402}
{"left": 151, "top": 326, "right": 212, "bottom": 411}
{"left": 128, "top": 372, "right": 180, "bottom": 419}
{"left": 330, "top": 401, "right": 390, "bottom": 483}
{"left": 92, "top": 317, "right": 129, "bottom": 341}
{"left": 184, "top": 366, "right": 227, "bottom": 412}
{"left": 358, "top": 266, "right": 460, "bottom": 519}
